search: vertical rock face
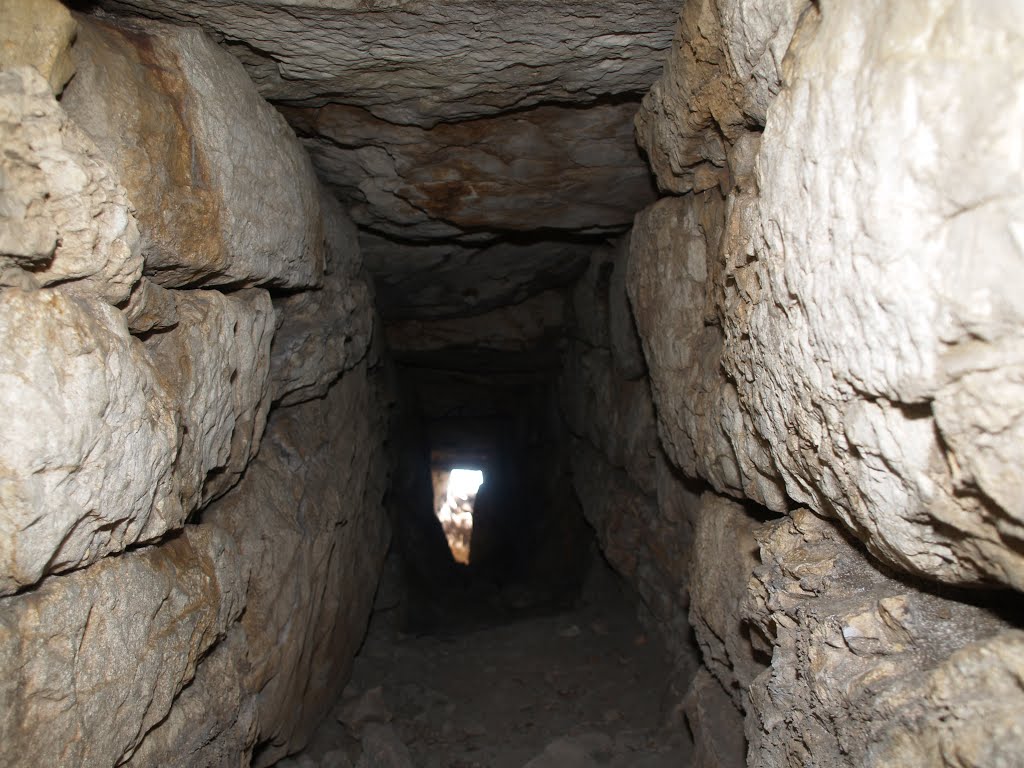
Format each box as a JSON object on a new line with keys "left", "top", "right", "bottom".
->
{"left": 621, "top": 0, "right": 1024, "bottom": 765}
{"left": 1, "top": 8, "right": 390, "bottom": 767}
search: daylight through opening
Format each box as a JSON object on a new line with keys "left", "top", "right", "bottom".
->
{"left": 434, "top": 468, "right": 484, "bottom": 565}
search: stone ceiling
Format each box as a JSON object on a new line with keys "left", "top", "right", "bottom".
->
{"left": 96, "top": 0, "right": 679, "bottom": 317}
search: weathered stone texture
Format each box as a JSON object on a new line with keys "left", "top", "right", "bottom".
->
{"left": 718, "top": 0, "right": 1024, "bottom": 587}
{"left": 99, "top": 0, "right": 679, "bottom": 126}
{"left": 286, "top": 102, "right": 657, "bottom": 241}
{"left": 689, "top": 494, "right": 767, "bottom": 709}
{"left": 0, "top": 525, "right": 246, "bottom": 768}
{"left": 62, "top": 16, "right": 325, "bottom": 290}
{"left": 0, "top": 67, "right": 142, "bottom": 304}
{"left": 628, "top": 192, "right": 787, "bottom": 511}
{"left": 271, "top": 192, "right": 374, "bottom": 406}
{"left": 143, "top": 288, "right": 276, "bottom": 509}
{"left": 0, "top": 288, "right": 179, "bottom": 594}
{"left": 205, "top": 361, "right": 391, "bottom": 766}
{"left": 635, "top": 0, "right": 809, "bottom": 193}
{"left": 0, "top": 0, "right": 77, "bottom": 93}
{"left": 745, "top": 510, "right": 1023, "bottom": 768}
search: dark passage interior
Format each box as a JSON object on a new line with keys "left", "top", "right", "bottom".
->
{"left": 1, "top": 2, "right": 1022, "bottom": 768}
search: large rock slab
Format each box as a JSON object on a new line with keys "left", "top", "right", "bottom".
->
{"left": 124, "top": 628, "right": 259, "bottom": 768}
{"left": 204, "top": 361, "right": 391, "bottom": 766}
{"left": 635, "top": 0, "right": 809, "bottom": 193}
{"left": 689, "top": 494, "right": 768, "bottom": 710}
{"left": 0, "top": 67, "right": 142, "bottom": 304}
{"left": 0, "top": 0, "right": 77, "bottom": 93}
{"left": 744, "top": 509, "right": 1024, "bottom": 768}
{"left": 271, "top": 192, "right": 374, "bottom": 406}
{"left": 0, "top": 525, "right": 246, "bottom": 768}
{"left": 144, "top": 288, "right": 276, "bottom": 509}
{"left": 720, "top": 0, "right": 1024, "bottom": 587}
{"left": 627, "top": 193, "right": 788, "bottom": 511}
{"left": 0, "top": 288, "right": 179, "bottom": 594}
{"left": 365, "top": 236, "right": 590, "bottom": 321}
{"left": 98, "top": 0, "right": 679, "bottom": 126}
{"left": 62, "top": 16, "right": 324, "bottom": 290}
{"left": 286, "top": 102, "right": 657, "bottom": 240}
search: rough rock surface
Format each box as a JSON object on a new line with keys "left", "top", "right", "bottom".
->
{"left": 628, "top": 192, "right": 787, "bottom": 511}
{"left": 0, "top": 67, "right": 142, "bottom": 304}
{"left": 635, "top": 0, "right": 809, "bottom": 193}
{"left": 143, "top": 288, "right": 276, "bottom": 509}
{"left": 204, "top": 361, "right": 391, "bottom": 766}
{"left": 0, "top": 0, "right": 77, "bottom": 93}
{"left": 366, "top": 236, "right": 590, "bottom": 321}
{"left": 286, "top": 102, "right": 657, "bottom": 241}
{"left": 745, "top": 509, "right": 1023, "bottom": 768}
{"left": 124, "top": 628, "right": 259, "bottom": 768}
{"left": 99, "top": 0, "right": 680, "bottom": 126}
{"left": 271, "top": 192, "right": 374, "bottom": 406}
{"left": 718, "top": 0, "right": 1024, "bottom": 587}
{"left": 689, "top": 494, "right": 767, "bottom": 709}
{"left": 0, "top": 525, "right": 246, "bottom": 768}
{"left": 62, "top": 16, "right": 324, "bottom": 290}
{"left": 0, "top": 288, "right": 178, "bottom": 594}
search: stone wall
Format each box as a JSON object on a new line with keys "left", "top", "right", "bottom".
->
{"left": 613, "top": 0, "right": 1024, "bottom": 765}
{"left": 0, "top": 8, "right": 389, "bottom": 765}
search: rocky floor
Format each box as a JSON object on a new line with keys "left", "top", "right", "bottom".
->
{"left": 277, "top": 560, "right": 692, "bottom": 768}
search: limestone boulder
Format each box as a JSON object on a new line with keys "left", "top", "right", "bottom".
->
{"left": 0, "top": 288, "right": 179, "bottom": 594}
{"left": 0, "top": 525, "right": 246, "bottom": 768}
{"left": 144, "top": 288, "right": 276, "bottom": 509}
{"left": 720, "top": 0, "right": 1024, "bottom": 587}
{"left": 744, "top": 509, "right": 1023, "bottom": 768}
{"left": 98, "top": 0, "right": 679, "bottom": 126}
{"left": 271, "top": 194, "right": 374, "bottom": 406}
{"left": 204, "top": 361, "right": 391, "bottom": 766}
{"left": 635, "top": 0, "right": 809, "bottom": 193}
{"left": 62, "top": 17, "right": 324, "bottom": 290}
{"left": 627, "top": 193, "right": 787, "bottom": 511}
{"left": 0, "top": 67, "right": 142, "bottom": 304}
{"left": 0, "top": 0, "right": 77, "bottom": 94}
{"left": 286, "top": 102, "right": 657, "bottom": 241}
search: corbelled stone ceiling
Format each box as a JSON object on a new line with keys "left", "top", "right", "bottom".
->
{"left": 96, "top": 0, "right": 679, "bottom": 317}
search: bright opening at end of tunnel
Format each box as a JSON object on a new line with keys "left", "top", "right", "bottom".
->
{"left": 436, "top": 468, "right": 484, "bottom": 565}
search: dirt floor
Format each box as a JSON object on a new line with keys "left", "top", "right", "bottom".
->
{"left": 277, "top": 558, "right": 692, "bottom": 768}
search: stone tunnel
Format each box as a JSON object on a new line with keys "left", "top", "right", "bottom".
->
{"left": 1, "top": 1, "right": 1022, "bottom": 766}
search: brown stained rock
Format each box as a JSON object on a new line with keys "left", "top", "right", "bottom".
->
{"left": 635, "top": 0, "right": 809, "bottom": 193}
{"left": 0, "top": 0, "right": 77, "bottom": 94}
{"left": 0, "top": 288, "right": 180, "bottom": 594}
{"left": 143, "top": 288, "right": 275, "bottom": 509}
{"left": 0, "top": 67, "right": 142, "bottom": 305}
{"left": 285, "top": 102, "right": 657, "bottom": 241}
{"left": 0, "top": 525, "right": 246, "bottom": 768}
{"left": 744, "top": 509, "right": 1022, "bottom": 768}
{"left": 97, "top": 0, "right": 679, "bottom": 127}
{"left": 62, "top": 16, "right": 325, "bottom": 290}
{"left": 204, "top": 361, "right": 391, "bottom": 766}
